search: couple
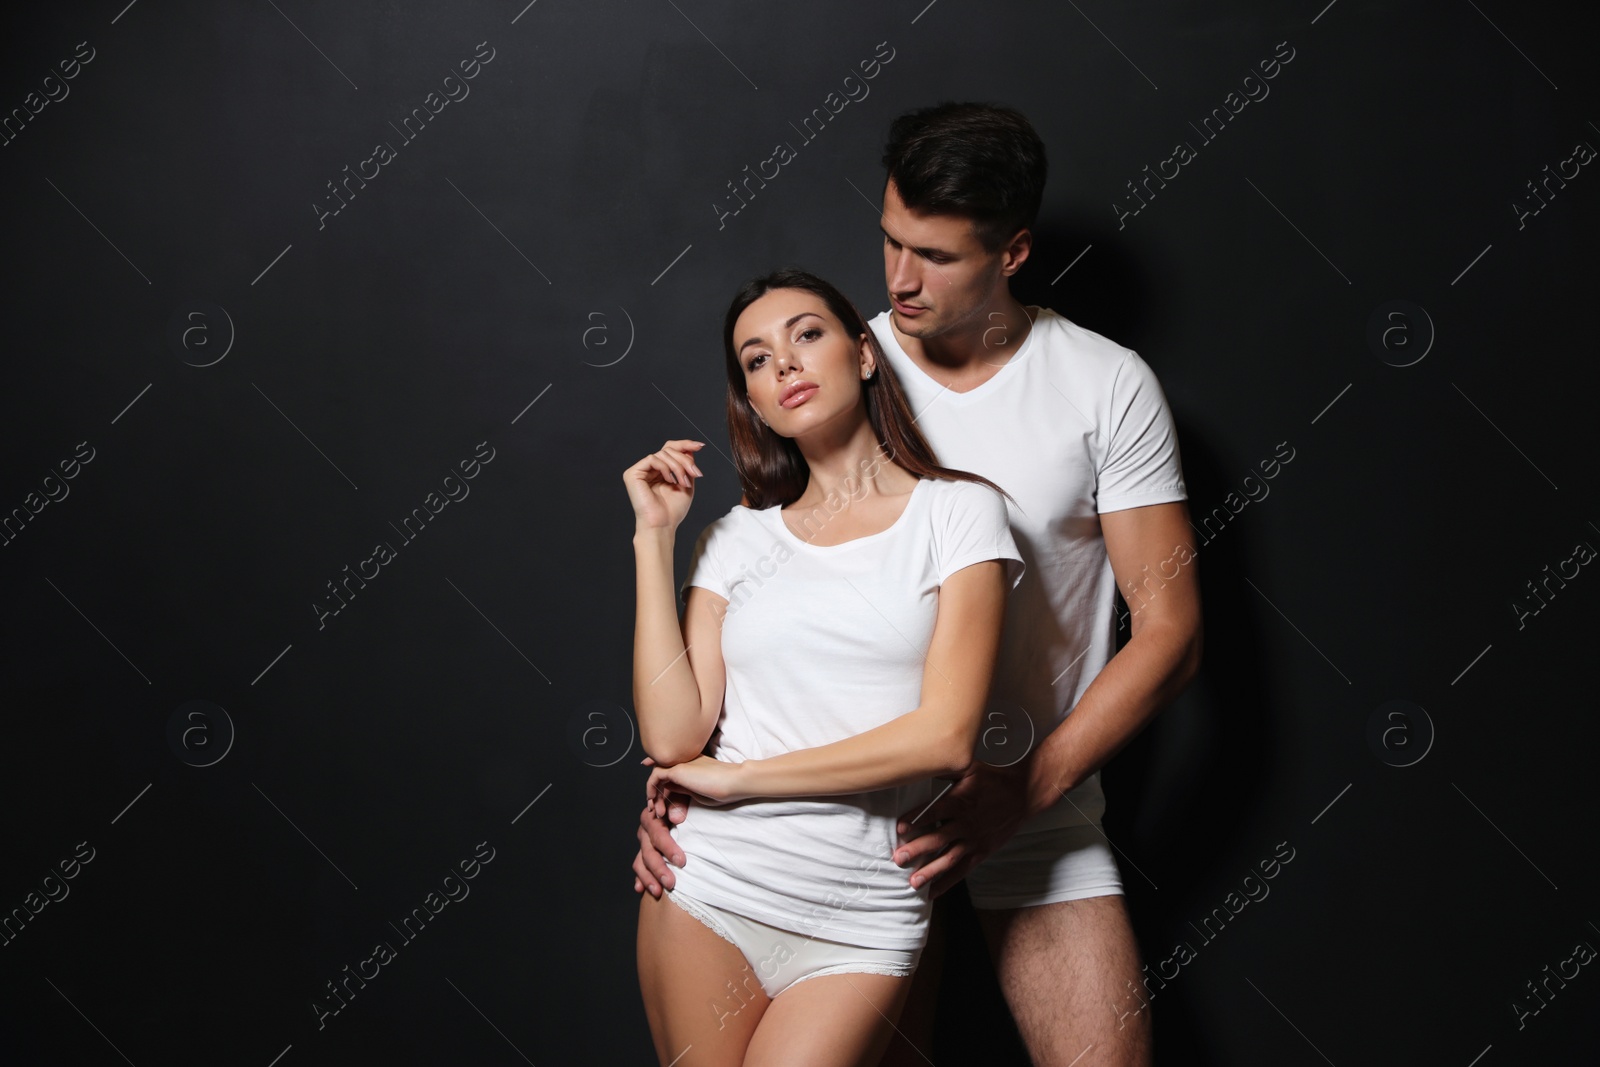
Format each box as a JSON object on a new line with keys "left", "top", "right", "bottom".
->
{"left": 626, "top": 103, "right": 1201, "bottom": 1066}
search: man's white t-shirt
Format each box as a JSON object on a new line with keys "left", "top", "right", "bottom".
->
{"left": 867, "top": 305, "right": 1188, "bottom": 834}
{"left": 671, "top": 476, "right": 1025, "bottom": 950}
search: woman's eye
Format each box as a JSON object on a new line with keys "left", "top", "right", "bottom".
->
{"left": 747, "top": 353, "right": 766, "bottom": 371}
{"left": 797, "top": 327, "right": 821, "bottom": 341}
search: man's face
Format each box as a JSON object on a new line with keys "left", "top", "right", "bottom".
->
{"left": 880, "top": 177, "right": 1007, "bottom": 341}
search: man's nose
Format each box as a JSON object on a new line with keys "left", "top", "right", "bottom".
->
{"left": 887, "top": 246, "right": 918, "bottom": 293}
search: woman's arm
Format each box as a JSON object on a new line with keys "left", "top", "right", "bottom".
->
{"left": 735, "top": 557, "right": 1010, "bottom": 796}
{"left": 632, "top": 527, "right": 728, "bottom": 766}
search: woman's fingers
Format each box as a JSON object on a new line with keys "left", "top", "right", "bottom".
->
{"left": 672, "top": 441, "right": 705, "bottom": 477}
{"left": 653, "top": 451, "right": 687, "bottom": 487}
{"left": 643, "top": 454, "right": 687, "bottom": 488}
{"left": 655, "top": 441, "right": 704, "bottom": 486}
{"left": 627, "top": 441, "right": 704, "bottom": 490}
{"left": 632, "top": 451, "right": 687, "bottom": 489}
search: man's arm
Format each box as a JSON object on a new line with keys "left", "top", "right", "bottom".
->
{"left": 1021, "top": 499, "right": 1202, "bottom": 817}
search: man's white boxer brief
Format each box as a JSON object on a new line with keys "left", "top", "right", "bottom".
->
{"left": 665, "top": 888, "right": 921, "bottom": 999}
{"left": 964, "top": 821, "right": 1125, "bottom": 910}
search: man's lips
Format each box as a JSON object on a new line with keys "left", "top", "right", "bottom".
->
{"left": 893, "top": 298, "right": 926, "bottom": 315}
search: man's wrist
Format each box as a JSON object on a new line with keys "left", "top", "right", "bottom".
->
{"left": 1024, "top": 757, "right": 1075, "bottom": 820}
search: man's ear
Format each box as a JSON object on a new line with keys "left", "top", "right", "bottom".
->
{"left": 1000, "top": 228, "right": 1033, "bottom": 276}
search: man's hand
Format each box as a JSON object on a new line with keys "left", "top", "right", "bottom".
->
{"left": 632, "top": 756, "right": 693, "bottom": 898}
{"left": 892, "top": 757, "right": 1031, "bottom": 898}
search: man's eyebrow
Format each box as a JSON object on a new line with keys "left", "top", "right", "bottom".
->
{"left": 738, "top": 312, "right": 823, "bottom": 356}
{"left": 878, "top": 223, "right": 950, "bottom": 259}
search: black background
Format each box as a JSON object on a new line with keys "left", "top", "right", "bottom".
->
{"left": 2, "top": 1, "right": 1597, "bottom": 1064}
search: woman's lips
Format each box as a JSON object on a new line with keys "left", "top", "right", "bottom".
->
{"left": 780, "top": 384, "right": 819, "bottom": 408}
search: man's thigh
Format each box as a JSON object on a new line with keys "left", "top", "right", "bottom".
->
{"left": 975, "top": 894, "right": 1152, "bottom": 1067}
{"left": 964, "top": 822, "right": 1150, "bottom": 1066}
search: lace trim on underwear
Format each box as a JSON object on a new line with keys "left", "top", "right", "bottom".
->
{"left": 664, "top": 890, "right": 738, "bottom": 948}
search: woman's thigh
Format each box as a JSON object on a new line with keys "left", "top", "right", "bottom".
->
{"left": 637, "top": 890, "right": 770, "bottom": 1066}
{"left": 744, "top": 970, "right": 914, "bottom": 1067}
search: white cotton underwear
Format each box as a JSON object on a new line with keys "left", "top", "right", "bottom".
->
{"left": 965, "top": 820, "right": 1126, "bottom": 910}
{"left": 665, "top": 888, "right": 921, "bottom": 999}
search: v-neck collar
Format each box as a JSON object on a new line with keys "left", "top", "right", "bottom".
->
{"left": 880, "top": 305, "right": 1042, "bottom": 406}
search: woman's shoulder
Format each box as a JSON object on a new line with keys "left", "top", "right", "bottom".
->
{"left": 694, "top": 500, "right": 763, "bottom": 541}
{"left": 921, "top": 474, "right": 1007, "bottom": 509}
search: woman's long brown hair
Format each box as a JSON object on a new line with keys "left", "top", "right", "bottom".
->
{"left": 721, "top": 268, "right": 1016, "bottom": 511}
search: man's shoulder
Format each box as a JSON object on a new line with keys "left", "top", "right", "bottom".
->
{"left": 1029, "top": 306, "right": 1136, "bottom": 368}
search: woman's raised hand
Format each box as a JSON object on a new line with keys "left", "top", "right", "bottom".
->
{"left": 624, "top": 439, "right": 706, "bottom": 530}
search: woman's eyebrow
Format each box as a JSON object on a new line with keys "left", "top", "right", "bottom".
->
{"left": 738, "top": 312, "right": 823, "bottom": 355}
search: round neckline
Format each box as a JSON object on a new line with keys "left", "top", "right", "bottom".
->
{"left": 881, "top": 305, "right": 1041, "bottom": 406}
{"left": 765, "top": 478, "right": 928, "bottom": 551}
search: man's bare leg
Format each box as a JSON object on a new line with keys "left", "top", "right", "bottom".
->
{"left": 975, "top": 894, "right": 1152, "bottom": 1067}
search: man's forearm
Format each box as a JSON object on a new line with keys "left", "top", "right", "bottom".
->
{"left": 1024, "top": 620, "right": 1199, "bottom": 818}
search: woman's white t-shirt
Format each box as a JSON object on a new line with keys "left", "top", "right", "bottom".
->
{"left": 671, "top": 475, "right": 1025, "bottom": 950}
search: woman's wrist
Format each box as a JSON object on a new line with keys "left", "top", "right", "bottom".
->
{"left": 633, "top": 524, "right": 675, "bottom": 547}
{"left": 731, "top": 756, "right": 759, "bottom": 800}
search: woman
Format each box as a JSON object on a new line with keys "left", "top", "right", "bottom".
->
{"left": 626, "top": 269, "right": 1025, "bottom": 1067}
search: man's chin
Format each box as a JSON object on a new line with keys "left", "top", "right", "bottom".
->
{"left": 893, "top": 308, "right": 935, "bottom": 335}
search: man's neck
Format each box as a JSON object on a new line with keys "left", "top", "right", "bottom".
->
{"left": 891, "top": 295, "right": 1037, "bottom": 380}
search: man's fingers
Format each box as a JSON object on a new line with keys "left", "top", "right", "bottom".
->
{"left": 642, "top": 811, "right": 685, "bottom": 874}
{"left": 633, "top": 865, "right": 658, "bottom": 898}
{"left": 632, "top": 851, "right": 661, "bottom": 898}
{"left": 896, "top": 805, "right": 957, "bottom": 837}
{"left": 892, "top": 824, "right": 955, "bottom": 868}
{"left": 907, "top": 840, "right": 964, "bottom": 890}
{"left": 928, "top": 851, "right": 980, "bottom": 899}
{"left": 636, "top": 820, "right": 677, "bottom": 887}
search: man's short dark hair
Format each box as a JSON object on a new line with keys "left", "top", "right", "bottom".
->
{"left": 881, "top": 101, "right": 1047, "bottom": 253}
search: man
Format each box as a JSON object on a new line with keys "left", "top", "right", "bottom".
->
{"left": 634, "top": 101, "right": 1201, "bottom": 1066}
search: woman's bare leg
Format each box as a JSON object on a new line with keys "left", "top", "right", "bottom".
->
{"left": 637, "top": 890, "right": 770, "bottom": 1066}
{"left": 876, "top": 893, "right": 946, "bottom": 1065}
{"left": 745, "top": 971, "right": 914, "bottom": 1067}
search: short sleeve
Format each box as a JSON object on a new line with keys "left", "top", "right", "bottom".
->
{"left": 679, "top": 517, "right": 731, "bottom": 603}
{"left": 936, "top": 482, "right": 1026, "bottom": 591}
{"left": 1096, "top": 349, "right": 1188, "bottom": 514}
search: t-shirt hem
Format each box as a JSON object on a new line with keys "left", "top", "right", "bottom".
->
{"left": 1096, "top": 487, "right": 1188, "bottom": 514}
{"left": 939, "top": 549, "right": 1025, "bottom": 589}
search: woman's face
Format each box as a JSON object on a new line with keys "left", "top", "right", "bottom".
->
{"left": 736, "top": 288, "right": 872, "bottom": 439}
